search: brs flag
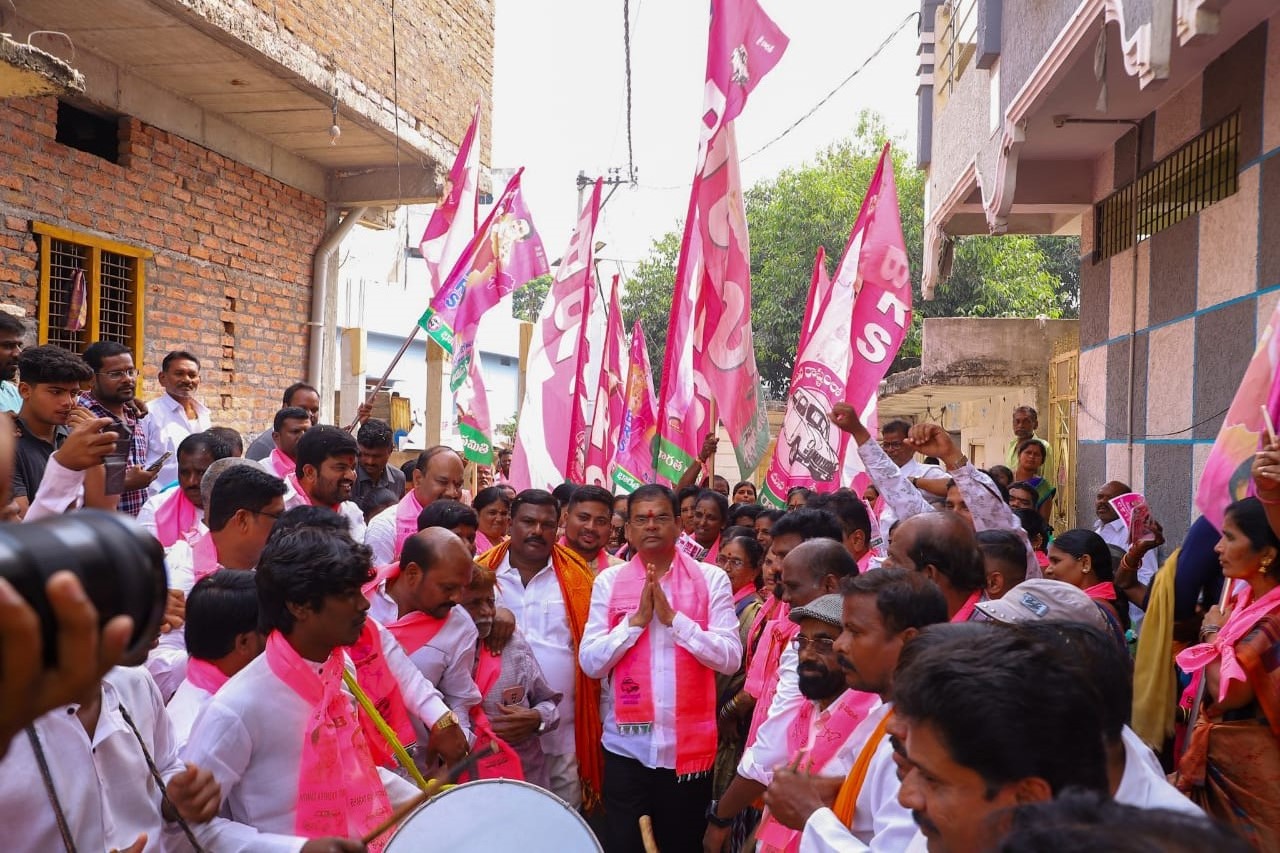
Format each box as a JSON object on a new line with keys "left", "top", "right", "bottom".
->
{"left": 655, "top": 0, "right": 788, "bottom": 484}
{"left": 419, "top": 169, "right": 549, "bottom": 463}
{"left": 508, "top": 180, "right": 603, "bottom": 490}
{"left": 614, "top": 321, "right": 659, "bottom": 493}
{"left": 761, "top": 144, "right": 912, "bottom": 508}
{"left": 582, "top": 275, "right": 630, "bottom": 487}
{"left": 1196, "top": 298, "right": 1280, "bottom": 529}
{"left": 419, "top": 102, "right": 480, "bottom": 295}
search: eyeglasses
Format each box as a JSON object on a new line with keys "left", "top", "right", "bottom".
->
{"left": 99, "top": 368, "right": 138, "bottom": 380}
{"left": 629, "top": 513, "right": 674, "bottom": 527}
{"left": 879, "top": 439, "right": 905, "bottom": 450}
{"left": 717, "top": 555, "right": 748, "bottom": 570}
{"left": 250, "top": 508, "right": 282, "bottom": 521}
{"left": 791, "top": 635, "right": 837, "bottom": 653}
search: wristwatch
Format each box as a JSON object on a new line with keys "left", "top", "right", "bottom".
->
{"left": 705, "top": 799, "right": 734, "bottom": 828}
{"left": 432, "top": 710, "right": 461, "bottom": 732}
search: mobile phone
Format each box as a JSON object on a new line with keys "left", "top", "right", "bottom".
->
{"left": 145, "top": 451, "right": 172, "bottom": 473}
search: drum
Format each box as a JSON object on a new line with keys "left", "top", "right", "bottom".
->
{"left": 384, "top": 779, "right": 603, "bottom": 852}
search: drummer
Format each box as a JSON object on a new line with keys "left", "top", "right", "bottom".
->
{"left": 579, "top": 484, "right": 743, "bottom": 852}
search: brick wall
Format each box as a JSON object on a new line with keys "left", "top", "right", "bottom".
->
{"left": 245, "top": 0, "right": 495, "bottom": 158}
{"left": 0, "top": 96, "right": 326, "bottom": 436}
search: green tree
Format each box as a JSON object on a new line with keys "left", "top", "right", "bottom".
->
{"left": 621, "top": 110, "right": 1081, "bottom": 397}
{"left": 513, "top": 273, "right": 552, "bottom": 324}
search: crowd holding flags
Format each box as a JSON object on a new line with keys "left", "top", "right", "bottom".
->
{"left": 406, "top": 0, "right": 912, "bottom": 496}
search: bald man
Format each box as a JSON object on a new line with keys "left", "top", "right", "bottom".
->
{"left": 365, "top": 528, "right": 482, "bottom": 742}
{"left": 1093, "top": 479, "right": 1157, "bottom": 629}
{"left": 885, "top": 511, "right": 988, "bottom": 622}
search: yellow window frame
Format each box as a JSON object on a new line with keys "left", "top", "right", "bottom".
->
{"left": 32, "top": 221, "right": 151, "bottom": 355}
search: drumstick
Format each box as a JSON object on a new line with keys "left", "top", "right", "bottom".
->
{"left": 360, "top": 744, "right": 497, "bottom": 845}
{"left": 1262, "top": 405, "right": 1278, "bottom": 446}
{"left": 639, "top": 815, "right": 660, "bottom": 853}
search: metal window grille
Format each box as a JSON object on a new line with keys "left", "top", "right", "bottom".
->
{"left": 44, "top": 238, "right": 89, "bottom": 352}
{"left": 936, "top": 0, "right": 978, "bottom": 101}
{"left": 98, "top": 250, "right": 136, "bottom": 347}
{"left": 1094, "top": 112, "right": 1238, "bottom": 260}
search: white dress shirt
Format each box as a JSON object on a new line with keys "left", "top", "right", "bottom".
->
{"left": 142, "top": 393, "right": 211, "bottom": 495}
{"left": 579, "top": 556, "right": 742, "bottom": 769}
{"left": 145, "top": 541, "right": 201, "bottom": 700}
{"left": 798, "top": 704, "right": 917, "bottom": 852}
{"left": 739, "top": 640, "right": 803, "bottom": 782}
{"left": 183, "top": 651, "right": 420, "bottom": 853}
{"left": 494, "top": 551, "right": 581, "bottom": 756}
{"left": 1115, "top": 725, "right": 1203, "bottom": 817}
{"left": 366, "top": 581, "right": 480, "bottom": 735}
{"left": 137, "top": 486, "right": 206, "bottom": 542}
{"left": 20, "top": 455, "right": 84, "bottom": 520}
{"left": 0, "top": 666, "right": 191, "bottom": 853}
{"left": 167, "top": 676, "right": 213, "bottom": 752}
{"left": 281, "top": 476, "right": 367, "bottom": 541}
{"left": 365, "top": 503, "right": 399, "bottom": 566}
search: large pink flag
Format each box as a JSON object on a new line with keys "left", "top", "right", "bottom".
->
{"left": 419, "top": 169, "right": 549, "bottom": 462}
{"left": 614, "top": 322, "right": 659, "bottom": 493}
{"left": 655, "top": 0, "right": 788, "bottom": 482}
{"left": 583, "top": 275, "right": 630, "bottom": 488}
{"left": 1196, "top": 300, "right": 1280, "bottom": 529}
{"left": 566, "top": 272, "right": 604, "bottom": 484}
{"left": 419, "top": 103, "right": 480, "bottom": 295}
{"left": 508, "top": 180, "right": 603, "bottom": 490}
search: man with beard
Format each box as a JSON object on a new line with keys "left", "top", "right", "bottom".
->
{"left": 79, "top": 341, "right": 158, "bottom": 515}
{"left": 562, "top": 484, "right": 623, "bottom": 572}
{"left": 283, "top": 426, "right": 367, "bottom": 539}
{"left": 363, "top": 527, "right": 481, "bottom": 746}
{"left": 143, "top": 351, "right": 210, "bottom": 495}
{"left": 475, "top": 489, "right": 604, "bottom": 811}
{"left": 764, "top": 568, "right": 947, "bottom": 851}
{"left": 0, "top": 309, "right": 24, "bottom": 413}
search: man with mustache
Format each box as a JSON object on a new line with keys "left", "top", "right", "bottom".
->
{"left": 143, "top": 350, "right": 210, "bottom": 495}
{"left": 562, "top": 484, "right": 623, "bottom": 572}
{"left": 763, "top": 568, "right": 947, "bottom": 851}
{"left": 477, "top": 488, "right": 604, "bottom": 811}
{"left": 364, "top": 527, "right": 482, "bottom": 750}
{"left": 11, "top": 344, "right": 93, "bottom": 517}
{"left": 283, "top": 426, "right": 367, "bottom": 540}
{"left": 0, "top": 309, "right": 25, "bottom": 414}
{"left": 78, "top": 341, "right": 158, "bottom": 515}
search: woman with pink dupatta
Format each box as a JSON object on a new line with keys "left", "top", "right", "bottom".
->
{"left": 472, "top": 485, "right": 511, "bottom": 554}
{"left": 1176, "top": 496, "right": 1280, "bottom": 849}
{"left": 1044, "top": 528, "right": 1135, "bottom": 650}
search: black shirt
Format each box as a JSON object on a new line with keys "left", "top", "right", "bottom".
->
{"left": 12, "top": 417, "right": 68, "bottom": 501}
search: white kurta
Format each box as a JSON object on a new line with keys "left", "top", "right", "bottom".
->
{"left": 145, "top": 540, "right": 202, "bottom": 701}
{"left": 183, "top": 650, "right": 419, "bottom": 853}
{"left": 578, "top": 557, "right": 742, "bottom": 769}
{"left": 136, "top": 487, "right": 207, "bottom": 542}
{"left": 1115, "top": 725, "right": 1203, "bottom": 817}
{"left": 0, "top": 666, "right": 190, "bottom": 853}
{"left": 142, "top": 394, "right": 211, "bottom": 495}
{"left": 166, "top": 677, "right": 213, "bottom": 752}
{"left": 364, "top": 503, "right": 399, "bottom": 566}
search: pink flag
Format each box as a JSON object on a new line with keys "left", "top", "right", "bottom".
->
{"left": 614, "top": 321, "right": 659, "bottom": 493}
{"left": 656, "top": 0, "right": 788, "bottom": 483}
{"left": 419, "top": 169, "right": 549, "bottom": 463}
{"left": 1196, "top": 299, "right": 1280, "bottom": 529}
{"left": 508, "top": 180, "right": 603, "bottom": 490}
{"left": 566, "top": 269, "right": 603, "bottom": 485}
{"left": 419, "top": 103, "right": 480, "bottom": 295}
{"left": 833, "top": 144, "right": 913, "bottom": 481}
{"left": 583, "top": 275, "right": 630, "bottom": 488}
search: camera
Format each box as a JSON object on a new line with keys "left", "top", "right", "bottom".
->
{"left": 0, "top": 510, "right": 167, "bottom": 667}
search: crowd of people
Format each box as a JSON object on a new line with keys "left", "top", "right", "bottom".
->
{"left": 0, "top": 313, "right": 1276, "bottom": 853}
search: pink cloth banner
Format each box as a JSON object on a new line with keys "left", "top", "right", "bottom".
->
{"left": 508, "top": 180, "right": 603, "bottom": 490}
{"left": 613, "top": 321, "right": 659, "bottom": 493}
{"left": 418, "top": 102, "right": 480, "bottom": 295}
{"left": 583, "top": 275, "right": 630, "bottom": 488}
{"left": 1196, "top": 298, "right": 1280, "bottom": 530}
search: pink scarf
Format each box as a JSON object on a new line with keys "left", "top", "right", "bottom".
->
{"left": 268, "top": 447, "right": 295, "bottom": 479}
{"left": 475, "top": 530, "right": 495, "bottom": 554}
{"left": 191, "top": 531, "right": 223, "bottom": 584}
{"left": 951, "top": 590, "right": 983, "bottom": 623}
{"left": 464, "top": 646, "right": 526, "bottom": 781}
{"left": 745, "top": 617, "right": 801, "bottom": 746}
{"left": 360, "top": 568, "right": 452, "bottom": 656}
{"left": 732, "top": 584, "right": 758, "bottom": 607}
{"left": 154, "top": 487, "right": 200, "bottom": 548}
{"left": 347, "top": 619, "right": 417, "bottom": 770}
{"left": 1083, "top": 581, "right": 1118, "bottom": 601}
{"left": 264, "top": 631, "right": 392, "bottom": 846}
{"left": 606, "top": 552, "right": 716, "bottom": 778}
{"left": 184, "top": 657, "right": 229, "bottom": 694}
{"left": 1178, "top": 582, "right": 1280, "bottom": 703}
{"left": 755, "top": 689, "right": 880, "bottom": 852}
{"left": 393, "top": 491, "right": 425, "bottom": 561}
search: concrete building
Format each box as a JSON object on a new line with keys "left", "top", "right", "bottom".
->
{"left": 917, "top": 0, "right": 1279, "bottom": 544}
{"left": 0, "top": 0, "right": 493, "bottom": 433}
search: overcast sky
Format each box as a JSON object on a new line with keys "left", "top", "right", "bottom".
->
{"left": 491, "top": 0, "right": 923, "bottom": 276}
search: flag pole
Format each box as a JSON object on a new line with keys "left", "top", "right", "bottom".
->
{"left": 706, "top": 397, "right": 718, "bottom": 483}
{"left": 344, "top": 322, "right": 423, "bottom": 432}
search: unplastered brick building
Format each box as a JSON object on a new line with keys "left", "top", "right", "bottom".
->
{"left": 0, "top": 0, "right": 493, "bottom": 433}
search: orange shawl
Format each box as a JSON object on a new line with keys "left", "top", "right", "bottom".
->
{"left": 478, "top": 540, "right": 604, "bottom": 811}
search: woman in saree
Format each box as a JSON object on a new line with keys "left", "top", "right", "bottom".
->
{"left": 1011, "top": 437, "right": 1056, "bottom": 522}
{"left": 1176, "top": 496, "right": 1280, "bottom": 849}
